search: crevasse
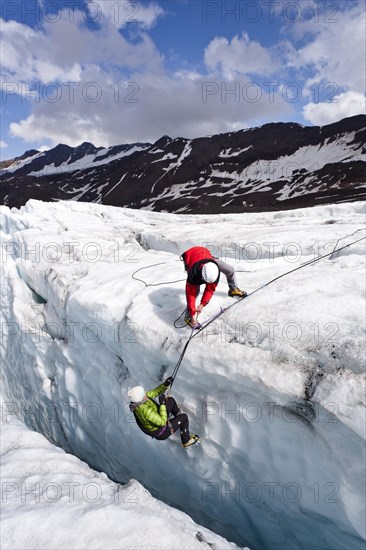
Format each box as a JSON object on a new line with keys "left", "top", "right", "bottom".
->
{"left": 1, "top": 199, "right": 365, "bottom": 550}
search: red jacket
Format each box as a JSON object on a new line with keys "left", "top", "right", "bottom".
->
{"left": 182, "top": 247, "right": 219, "bottom": 316}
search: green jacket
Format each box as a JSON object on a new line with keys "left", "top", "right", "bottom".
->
{"left": 132, "top": 383, "right": 168, "bottom": 433}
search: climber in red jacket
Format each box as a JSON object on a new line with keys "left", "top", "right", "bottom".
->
{"left": 181, "top": 246, "right": 247, "bottom": 327}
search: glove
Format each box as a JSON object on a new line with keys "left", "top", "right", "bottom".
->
{"left": 164, "top": 376, "right": 173, "bottom": 387}
{"left": 159, "top": 393, "right": 167, "bottom": 405}
{"left": 196, "top": 304, "right": 204, "bottom": 314}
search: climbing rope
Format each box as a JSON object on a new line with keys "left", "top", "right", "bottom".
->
{"left": 170, "top": 234, "right": 366, "bottom": 386}
{"left": 132, "top": 262, "right": 190, "bottom": 327}
{"left": 132, "top": 262, "right": 186, "bottom": 287}
{"left": 330, "top": 228, "right": 366, "bottom": 259}
{"left": 173, "top": 309, "right": 187, "bottom": 329}
{"left": 132, "top": 262, "right": 251, "bottom": 289}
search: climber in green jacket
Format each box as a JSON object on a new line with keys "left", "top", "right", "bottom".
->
{"left": 128, "top": 378, "right": 199, "bottom": 448}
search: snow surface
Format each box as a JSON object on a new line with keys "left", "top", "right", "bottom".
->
{"left": 1, "top": 199, "right": 365, "bottom": 550}
{"left": 0, "top": 409, "right": 239, "bottom": 550}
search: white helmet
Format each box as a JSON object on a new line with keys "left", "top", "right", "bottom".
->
{"left": 128, "top": 386, "right": 145, "bottom": 402}
{"left": 202, "top": 262, "right": 219, "bottom": 283}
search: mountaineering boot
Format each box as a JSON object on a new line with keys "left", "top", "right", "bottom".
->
{"left": 184, "top": 315, "right": 200, "bottom": 329}
{"left": 182, "top": 434, "right": 200, "bottom": 448}
{"left": 228, "top": 287, "right": 247, "bottom": 298}
{"left": 184, "top": 315, "right": 192, "bottom": 326}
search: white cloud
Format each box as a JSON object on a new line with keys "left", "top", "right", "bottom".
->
{"left": 204, "top": 33, "right": 276, "bottom": 79}
{"left": 0, "top": 10, "right": 162, "bottom": 87}
{"left": 285, "top": 2, "right": 366, "bottom": 94}
{"left": 303, "top": 91, "right": 366, "bottom": 126}
{"left": 10, "top": 113, "right": 111, "bottom": 148}
{"left": 1, "top": 0, "right": 364, "bottom": 152}
{"left": 9, "top": 68, "right": 294, "bottom": 146}
{"left": 131, "top": 2, "right": 165, "bottom": 29}
{"left": 87, "top": 1, "right": 165, "bottom": 30}
{"left": 1, "top": 81, "right": 39, "bottom": 101}
{"left": 3, "top": 6, "right": 293, "bottom": 148}
{"left": 0, "top": 140, "right": 8, "bottom": 148}
{"left": 0, "top": 18, "right": 82, "bottom": 85}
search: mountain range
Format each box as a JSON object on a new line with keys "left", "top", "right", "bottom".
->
{"left": 1, "top": 115, "right": 365, "bottom": 213}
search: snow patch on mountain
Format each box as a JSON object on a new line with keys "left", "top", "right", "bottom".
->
{"left": 220, "top": 146, "right": 253, "bottom": 157}
{"left": 152, "top": 152, "right": 178, "bottom": 163}
{"left": 27, "top": 145, "right": 150, "bottom": 176}
{"left": 2, "top": 150, "right": 41, "bottom": 173}
{"left": 238, "top": 135, "right": 365, "bottom": 193}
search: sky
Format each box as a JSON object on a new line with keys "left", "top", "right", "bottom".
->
{"left": 0, "top": 0, "right": 365, "bottom": 160}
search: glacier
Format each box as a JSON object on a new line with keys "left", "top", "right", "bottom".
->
{"left": 1, "top": 408, "right": 239, "bottom": 550}
{"left": 1, "top": 199, "right": 365, "bottom": 549}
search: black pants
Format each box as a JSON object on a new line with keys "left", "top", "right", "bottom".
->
{"left": 153, "top": 397, "right": 190, "bottom": 444}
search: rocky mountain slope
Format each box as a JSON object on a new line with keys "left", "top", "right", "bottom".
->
{"left": 1, "top": 115, "right": 365, "bottom": 213}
